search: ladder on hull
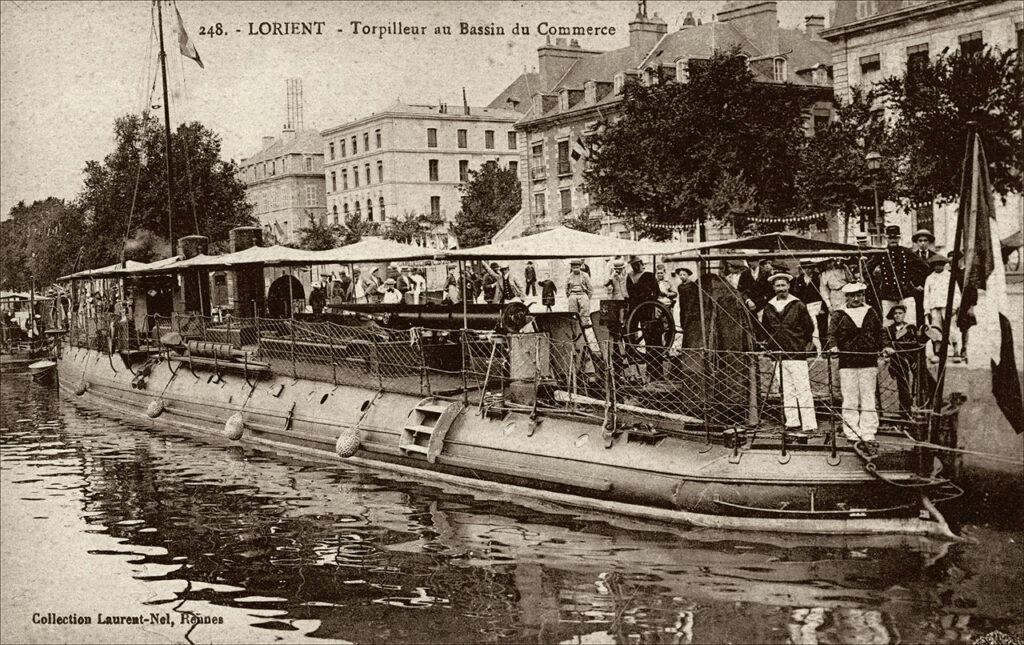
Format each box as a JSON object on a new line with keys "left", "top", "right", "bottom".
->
{"left": 400, "top": 399, "right": 463, "bottom": 463}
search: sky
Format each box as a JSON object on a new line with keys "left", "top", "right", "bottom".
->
{"left": 0, "top": 0, "right": 831, "bottom": 220}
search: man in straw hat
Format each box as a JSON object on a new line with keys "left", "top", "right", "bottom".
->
{"left": 922, "top": 253, "right": 961, "bottom": 362}
{"left": 826, "top": 282, "right": 893, "bottom": 444}
{"left": 605, "top": 258, "right": 627, "bottom": 300}
{"left": 566, "top": 259, "right": 593, "bottom": 325}
{"left": 761, "top": 271, "right": 818, "bottom": 433}
{"left": 380, "top": 278, "right": 403, "bottom": 305}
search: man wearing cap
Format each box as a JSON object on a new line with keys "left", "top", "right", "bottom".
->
{"left": 737, "top": 258, "right": 773, "bottom": 314}
{"left": 626, "top": 257, "right": 659, "bottom": 309}
{"left": 826, "top": 282, "right": 892, "bottom": 444}
{"left": 792, "top": 260, "right": 825, "bottom": 353}
{"left": 869, "top": 225, "right": 929, "bottom": 325}
{"left": 566, "top": 259, "right": 593, "bottom": 325}
{"left": 605, "top": 258, "right": 627, "bottom": 300}
{"left": 676, "top": 267, "right": 700, "bottom": 347}
{"left": 761, "top": 271, "right": 818, "bottom": 433}
{"left": 380, "top": 278, "right": 403, "bottom": 305}
{"left": 923, "top": 253, "right": 961, "bottom": 361}
{"left": 524, "top": 261, "right": 537, "bottom": 297}
{"left": 912, "top": 229, "right": 934, "bottom": 323}
{"left": 486, "top": 262, "right": 524, "bottom": 304}
{"left": 885, "top": 304, "right": 924, "bottom": 413}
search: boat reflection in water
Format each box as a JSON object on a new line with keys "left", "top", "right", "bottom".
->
{"left": 4, "top": 377, "right": 1018, "bottom": 645}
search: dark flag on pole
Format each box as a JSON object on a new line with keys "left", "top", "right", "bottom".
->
{"left": 175, "top": 6, "right": 204, "bottom": 69}
{"left": 960, "top": 132, "right": 1023, "bottom": 434}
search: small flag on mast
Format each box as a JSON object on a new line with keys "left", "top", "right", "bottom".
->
{"left": 175, "top": 6, "right": 204, "bottom": 69}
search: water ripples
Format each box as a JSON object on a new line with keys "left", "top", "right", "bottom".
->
{"left": 1, "top": 375, "right": 1022, "bottom": 643}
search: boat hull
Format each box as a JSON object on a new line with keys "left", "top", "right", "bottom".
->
{"left": 57, "top": 346, "right": 957, "bottom": 538}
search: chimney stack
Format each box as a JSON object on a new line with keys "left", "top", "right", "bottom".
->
{"left": 718, "top": 2, "right": 778, "bottom": 57}
{"left": 628, "top": 11, "right": 668, "bottom": 64}
{"left": 229, "top": 226, "right": 263, "bottom": 253}
{"left": 804, "top": 15, "right": 825, "bottom": 40}
{"left": 177, "top": 235, "right": 208, "bottom": 259}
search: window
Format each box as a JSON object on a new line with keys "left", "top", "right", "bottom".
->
{"left": 773, "top": 57, "right": 787, "bottom": 82}
{"left": 812, "top": 64, "right": 829, "bottom": 85}
{"left": 281, "top": 157, "right": 287, "bottom": 172}
{"left": 375, "top": 129, "right": 382, "bottom": 148}
{"left": 508, "top": 131, "right": 517, "bottom": 149}
{"left": 306, "top": 186, "right": 316, "bottom": 206}
{"left": 365, "top": 163, "right": 370, "bottom": 185}
{"left": 484, "top": 130, "right": 495, "bottom": 149}
{"left": 377, "top": 161, "right": 384, "bottom": 183}
{"left": 859, "top": 53, "right": 881, "bottom": 81}
{"left": 351, "top": 136, "right": 357, "bottom": 154}
{"left": 340, "top": 140, "right": 346, "bottom": 157}
{"left": 459, "top": 160, "right": 470, "bottom": 182}
{"left": 533, "top": 193, "right": 545, "bottom": 216}
{"left": 329, "top": 143, "right": 335, "bottom": 160}
{"left": 330, "top": 171, "right": 337, "bottom": 192}
{"left": 530, "top": 142, "right": 545, "bottom": 179}
{"left": 557, "top": 140, "right": 570, "bottom": 175}
{"left": 457, "top": 129, "right": 467, "bottom": 148}
{"left": 342, "top": 169, "right": 348, "bottom": 190}
{"left": 959, "top": 31, "right": 983, "bottom": 57}
{"left": 560, "top": 189, "right": 572, "bottom": 215}
{"left": 305, "top": 156, "right": 312, "bottom": 172}
{"left": 367, "top": 198, "right": 373, "bottom": 221}
{"left": 430, "top": 196, "right": 441, "bottom": 217}
{"left": 363, "top": 132, "right": 369, "bottom": 151}
{"left": 855, "top": 0, "right": 878, "bottom": 19}
{"left": 344, "top": 203, "right": 350, "bottom": 216}
{"left": 509, "top": 160, "right": 518, "bottom": 175}
{"left": 379, "top": 197, "right": 386, "bottom": 221}
{"left": 332, "top": 204, "right": 338, "bottom": 221}
{"left": 353, "top": 165, "right": 359, "bottom": 187}
{"left": 354, "top": 201, "right": 361, "bottom": 217}
{"left": 428, "top": 159, "right": 439, "bottom": 182}
{"left": 813, "top": 114, "right": 830, "bottom": 133}
{"left": 427, "top": 128, "right": 438, "bottom": 147}
{"left": 907, "top": 43, "right": 929, "bottom": 71}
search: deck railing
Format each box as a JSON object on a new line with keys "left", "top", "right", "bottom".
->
{"left": 64, "top": 313, "right": 931, "bottom": 433}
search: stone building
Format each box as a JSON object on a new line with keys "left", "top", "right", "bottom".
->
{"left": 820, "top": 0, "right": 1022, "bottom": 248}
{"left": 495, "top": 1, "right": 834, "bottom": 241}
{"left": 320, "top": 102, "right": 520, "bottom": 249}
{"left": 236, "top": 129, "right": 326, "bottom": 245}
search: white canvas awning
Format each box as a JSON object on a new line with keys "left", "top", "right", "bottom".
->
{"left": 440, "top": 226, "right": 683, "bottom": 260}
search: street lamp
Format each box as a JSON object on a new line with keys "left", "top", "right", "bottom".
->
{"left": 864, "top": 151, "right": 882, "bottom": 237}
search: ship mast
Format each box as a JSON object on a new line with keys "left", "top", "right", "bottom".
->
{"left": 155, "top": 0, "right": 176, "bottom": 253}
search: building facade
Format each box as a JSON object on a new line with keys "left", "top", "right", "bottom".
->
{"left": 321, "top": 103, "right": 520, "bottom": 248}
{"left": 498, "top": 1, "right": 834, "bottom": 241}
{"left": 821, "top": 0, "right": 1022, "bottom": 248}
{"left": 237, "top": 129, "right": 326, "bottom": 245}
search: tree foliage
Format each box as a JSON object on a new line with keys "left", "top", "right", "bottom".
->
{"left": 877, "top": 46, "right": 1021, "bottom": 203}
{"left": 296, "top": 213, "right": 341, "bottom": 250}
{"left": 795, "top": 87, "right": 898, "bottom": 220}
{"left": 561, "top": 210, "right": 601, "bottom": 234}
{"left": 339, "top": 214, "right": 376, "bottom": 246}
{"left": 77, "top": 112, "right": 254, "bottom": 268}
{"left": 383, "top": 211, "right": 446, "bottom": 246}
{"left": 0, "top": 198, "right": 88, "bottom": 290}
{"left": 583, "top": 50, "right": 815, "bottom": 238}
{"left": 452, "top": 164, "right": 521, "bottom": 247}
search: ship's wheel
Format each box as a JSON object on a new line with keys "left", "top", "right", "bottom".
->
{"left": 624, "top": 301, "right": 676, "bottom": 348}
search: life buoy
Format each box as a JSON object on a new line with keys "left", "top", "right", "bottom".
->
{"left": 146, "top": 400, "right": 164, "bottom": 418}
{"left": 334, "top": 427, "right": 360, "bottom": 458}
{"left": 223, "top": 412, "right": 245, "bottom": 440}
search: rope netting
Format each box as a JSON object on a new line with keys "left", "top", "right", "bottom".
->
{"left": 64, "top": 314, "right": 935, "bottom": 433}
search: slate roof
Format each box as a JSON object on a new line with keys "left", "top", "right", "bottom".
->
{"left": 242, "top": 130, "right": 323, "bottom": 166}
{"left": 486, "top": 72, "right": 541, "bottom": 112}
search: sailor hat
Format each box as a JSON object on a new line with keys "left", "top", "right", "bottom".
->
{"left": 612, "top": 259, "right": 625, "bottom": 268}
{"left": 841, "top": 282, "right": 867, "bottom": 294}
{"left": 768, "top": 272, "right": 793, "bottom": 283}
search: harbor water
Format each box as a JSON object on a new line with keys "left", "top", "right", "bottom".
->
{"left": 1, "top": 375, "right": 1021, "bottom": 644}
